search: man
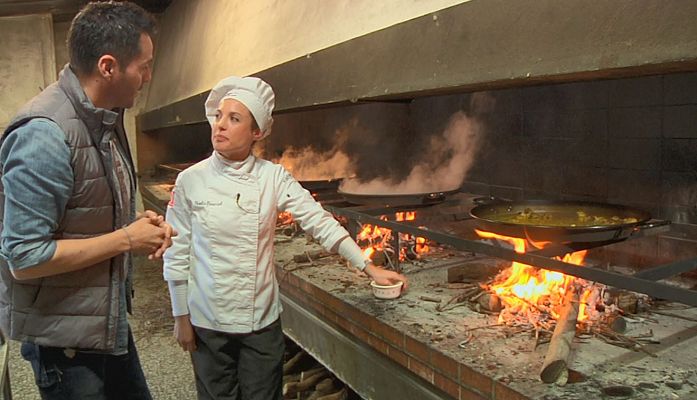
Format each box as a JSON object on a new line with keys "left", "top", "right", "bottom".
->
{"left": 0, "top": 1, "right": 171, "bottom": 398}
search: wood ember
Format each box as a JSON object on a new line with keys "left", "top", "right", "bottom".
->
{"left": 540, "top": 285, "right": 580, "bottom": 385}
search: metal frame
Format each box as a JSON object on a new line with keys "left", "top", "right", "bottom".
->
{"left": 325, "top": 205, "right": 697, "bottom": 307}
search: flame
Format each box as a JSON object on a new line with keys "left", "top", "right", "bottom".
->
{"left": 356, "top": 212, "right": 431, "bottom": 264}
{"left": 277, "top": 211, "right": 294, "bottom": 225}
{"left": 475, "top": 229, "right": 588, "bottom": 322}
{"left": 395, "top": 211, "right": 415, "bottom": 221}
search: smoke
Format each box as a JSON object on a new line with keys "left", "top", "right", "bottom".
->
{"left": 265, "top": 122, "right": 356, "bottom": 180}
{"left": 273, "top": 146, "right": 354, "bottom": 181}
{"left": 339, "top": 109, "right": 483, "bottom": 194}
{"left": 265, "top": 93, "right": 489, "bottom": 192}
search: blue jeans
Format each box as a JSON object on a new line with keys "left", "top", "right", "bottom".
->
{"left": 20, "top": 329, "right": 152, "bottom": 400}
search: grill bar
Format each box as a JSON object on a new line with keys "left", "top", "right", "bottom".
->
{"left": 326, "top": 205, "right": 697, "bottom": 307}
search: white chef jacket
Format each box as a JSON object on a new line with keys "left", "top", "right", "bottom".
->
{"left": 163, "top": 152, "right": 353, "bottom": 334}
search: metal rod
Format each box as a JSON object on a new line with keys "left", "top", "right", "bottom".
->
{"left": 327, "top": 206, "right": 697, "bottom": 307}
{"left": 527, "top": 240, "right": 625, "bottom": 258}
{"left": 633, "top": 257, "right": 697, "bottom": 281}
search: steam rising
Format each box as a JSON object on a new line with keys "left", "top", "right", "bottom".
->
{"left": 340, "top": 110, "right": 482, "bottom": 194}
{"left": 275, "top": 146, "right": 353, "bottom": 181}
{"left": 267, "top": 93, "right": 489, "bottom": 193}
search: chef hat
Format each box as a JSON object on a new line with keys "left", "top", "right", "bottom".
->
{"left": 205, "top": 75, "right": 275, "bottom": 138}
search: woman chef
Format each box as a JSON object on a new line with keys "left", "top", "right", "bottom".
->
{"left": 163, "top": 75, "right": 408, "bottom": 400}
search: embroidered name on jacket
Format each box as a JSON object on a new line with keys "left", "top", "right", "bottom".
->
{"left": 195, "top": 200, "right": 223, "bottom": 207}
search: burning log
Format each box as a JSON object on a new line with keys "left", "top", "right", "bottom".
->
{"left": 540, "top": 285, "right": 580, "bottom": 385}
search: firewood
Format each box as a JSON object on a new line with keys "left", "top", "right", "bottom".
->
{"left": 300, "top": 366, "right": 326, "bottom": 381}
{"left": 283, "top": 369, "right": 331, "bottom": 397}
{"left": 283, "top": 350, "right": 308, "bottom": 375}
{"left": 316, "top": 387, "right": 347, "bottom": 400}
{"left": 540, "top": 286, "right": 580, "bottom": 385}
{"left": 616, "top": 292, "right": 639, "bottom": 314}
{"left": 447, "top": 262, "right": 504, "bottom": 283}
{"left": 293, "top": 250, "right": 333, "bottom": 263}
{"left": 419, "top": 295, "right": 441, "bottom": 303}
{"left": 282, "top": 372, "right": 300, "bottom": 384}
{"left": 306, "top": 378, "right": 336, "bottom": 400}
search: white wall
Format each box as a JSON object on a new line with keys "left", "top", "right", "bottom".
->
{"left": 0, "top": 14, "right": 55, "bottom": 131}
{"left": 144, "top": 0, "right": 468, "bottom": 111}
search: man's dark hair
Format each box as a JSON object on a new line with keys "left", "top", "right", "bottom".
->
{"left": 68, "top": 1, "right": 157, "bottom": 76}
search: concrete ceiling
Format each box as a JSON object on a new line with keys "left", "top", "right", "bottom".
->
{"left": 0, "top": 0, "right": 172, "bottom": 21}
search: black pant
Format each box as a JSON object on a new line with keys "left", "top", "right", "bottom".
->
{"left": 191, "top": 319, "right": 285, "bottom": 400}
{"left": 20, "top": 328, "right": 152, "bottom": 400}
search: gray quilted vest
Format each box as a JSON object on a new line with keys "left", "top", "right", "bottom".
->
{"left": 0, "top": 65, "right": 134, "bottom": 351}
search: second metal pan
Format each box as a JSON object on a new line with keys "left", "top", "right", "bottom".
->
{"left": 469, "top": 199, "right": 652, "bottom": 243}
{"left": 338, "top": 188, "right": 460, "bottom": 207}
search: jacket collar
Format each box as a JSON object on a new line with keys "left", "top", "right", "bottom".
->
{"left": 57, "top": 64, "right": 119, "bottom": 133}
{"left": 211, "top": 151, "right": 256, "bottom": 176}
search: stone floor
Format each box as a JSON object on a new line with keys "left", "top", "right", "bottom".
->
{"left": 5, "top": 256, "right": 197, "bottom": 400}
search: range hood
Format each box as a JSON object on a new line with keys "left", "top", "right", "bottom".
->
{"left": 138, "top": 0, "right": 697, "bottom": 131}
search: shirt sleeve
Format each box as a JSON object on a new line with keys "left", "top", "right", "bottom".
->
{"left": 0, "top": 119, "right": 73, "bottom": 270}
{"left": 276, "top": 168, "right": 351, "bottom": 252}
{"left": 163, "top": 174, "right": 193, "bottom": 281}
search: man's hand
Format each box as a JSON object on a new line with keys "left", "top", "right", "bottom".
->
{"left": 364, "top": 263, "right": 408, "bottom": 291}
{"left": 136, "top": 210, "right": 177, "bottom": 259}
{"left": 173, "top": 315, "right": 197, "bottom": 352}
{"left": 122, "top": 217, "right": 167, "bottom": 254}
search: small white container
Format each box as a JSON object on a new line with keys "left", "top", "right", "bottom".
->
{"left": 370, "top": 281, "right": 404, "bottom": 299}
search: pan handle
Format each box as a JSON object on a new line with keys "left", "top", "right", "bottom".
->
{"left": 633, "top": 219, "right": 672, "bottom": 231}
{"left": 423, "top": 192, "right": 447, "bottom": 203}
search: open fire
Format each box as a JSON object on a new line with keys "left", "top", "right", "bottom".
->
{"left": 357, "top": 211, "right": 430, "bottom": 268}
{"left": 475, "top": 229, "right": 592, "bottom": 324}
